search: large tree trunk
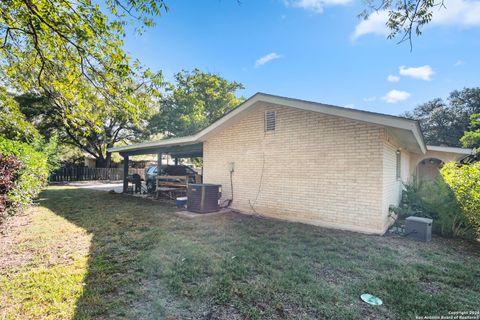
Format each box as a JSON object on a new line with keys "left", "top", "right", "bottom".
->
{"left": 95, "top": 152, "right": 112, "bottom": 168}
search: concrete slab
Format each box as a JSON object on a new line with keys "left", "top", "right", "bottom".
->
{"left": 176, "top": 208, "right": 231, "bottom": 218}
{"left": 50, "top": 181, "right": 146, "bottom": 194}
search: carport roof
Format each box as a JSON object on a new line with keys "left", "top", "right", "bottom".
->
{"left": 108, "top": 92, "right": 429, "bottom": 156}
{"left": 109, "top": 138, "right": 202, "bottom": 157}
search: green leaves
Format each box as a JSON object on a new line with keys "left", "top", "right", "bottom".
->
{"left": 13, "top": 67, "right": 164, "bottom": 166}
{"left": 3, "top": 0, "right": 97, "bottom": 82}
{"left": 403, "top": 87, "right": 480, "bottom": 147}
{"left": 389, "top": 178, "right": 474, "bottom": 239}
{"left": 460, "top": 114, "right": 480, "bottom": 150}
{"left": 0, "top": 135, "right": 49, "bottom": 217}
{"left": 0, "top": 0, "right": 167, "bottom": 108}
{"left": 362, "top": 0, "right": 444, "bottom": 47}
{"left": 0, "top": 0, "right": 167, "bottom": 166}
{"left": 0, "top": 88, "right": 40, "bottom": 143}
{"left": 148, "top": 69, "right": 244, "bottom": 138}
{"left": 441, "top": 162, "right": 480, "bottom": 237}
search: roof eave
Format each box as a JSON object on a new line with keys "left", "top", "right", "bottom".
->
{"left": 426, "top": 145, "right": 473, "bottom": 155}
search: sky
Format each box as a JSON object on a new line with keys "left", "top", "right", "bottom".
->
{"left": 122, "top": 0, "right": 480, "bottom": 116}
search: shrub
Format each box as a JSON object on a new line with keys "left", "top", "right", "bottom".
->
{"left": 0, "top": 136, "right": 49, "bottom": 220}
{"left": 390, "top": 177, "right": 474, "bottom": 239}
{"left": 441, "top": 162, "right": 480, "bottom": 238}
{"left": 0, "top": 155, "right": 23, "bottom": 216}
{"left": 32, "top": 134, "right": 61, "bottom": 173}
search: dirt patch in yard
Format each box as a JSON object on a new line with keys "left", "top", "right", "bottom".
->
{"left": 0, "top": 210, "right": 33, "bottom": 273}
{"left": 0, "top": 205, "right": 91, "bottom": 274}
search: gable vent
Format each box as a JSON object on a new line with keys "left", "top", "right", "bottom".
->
{"left": 265, "top": 111, "right": 276, "bottom": 132}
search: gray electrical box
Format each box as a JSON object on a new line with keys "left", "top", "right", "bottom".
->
{"left": 405, "top": 216, "right": 433, "bottom": 242}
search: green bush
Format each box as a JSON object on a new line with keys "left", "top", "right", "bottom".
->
{"left": 31, "top": 134, "right": 61, "bottom": 173}
{"left": 0, "top": 136, "right": 48, "bottom": 220}
{"left": 441, "top": 162, "right": 480, "bottom": 238}
{"left": 390, "top": 177, "right": 474, "bottom": 239}
{"left": 0, "top": 155, "right": 23, "bottom": 215}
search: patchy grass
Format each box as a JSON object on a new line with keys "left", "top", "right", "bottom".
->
{"left": 0, "top": 200, "right": 91, "bottom": 319}
{"left": 1, "top": 186, "right": 479, "bottom": 319}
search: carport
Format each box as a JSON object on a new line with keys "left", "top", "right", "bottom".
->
{"left": 107, "top": 137, "right": 203, "bottom": 193}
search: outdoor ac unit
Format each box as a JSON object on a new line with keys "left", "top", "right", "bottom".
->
{"left": 187, "top": 184, "right": 222, "bottom": 213}
{"left": 405, "top": 216, "right": 433, "bottom": 242}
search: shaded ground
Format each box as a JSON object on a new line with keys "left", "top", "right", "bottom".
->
{"left": 49, "top": 180, "right": 125, "bottom": 193}
{"left": 1, "top": 186, "right": 479, "bottom": 319}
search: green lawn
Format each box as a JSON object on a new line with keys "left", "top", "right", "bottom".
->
{"left": 1, "top": 186, "right": 479, "bottom": 319}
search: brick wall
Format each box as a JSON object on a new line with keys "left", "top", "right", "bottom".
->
{"left": 203, "top": 103, "right": 391, "bottom": 234}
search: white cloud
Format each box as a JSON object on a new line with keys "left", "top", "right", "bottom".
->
{"left": 399, "top": 65, "right": 435, "bottom": 81}
{"left": 284, "top": 0, "right": 351, "bottom": 13}
{"left": 387, "top": 75, "right": 400, "bottom": 82}
{"left": 382, "top": 90, "right": 411, "bottom": 103}
{"left": 454, "top": 60, "right": 465, "bottom": 66}
{"left": 431, "top": 0, "right": 480, "bottom": 27}
{"left": 351, "top": 11, "right": 389, "bottom": 40}
{"left": 363, "top": 96, "right": 377, "bottom": 102}
{"left": 344, "top": 103, "right": 355, "bottom": 109}
{"left": 352, "top": 0, "right": 480, "bottom": 39}
{"left": 254, "top": 53, "right": 283, "bottom": 68}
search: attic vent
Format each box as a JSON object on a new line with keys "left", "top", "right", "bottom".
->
{"left": 265, "top": 111, "right": 276, "bottom": 132}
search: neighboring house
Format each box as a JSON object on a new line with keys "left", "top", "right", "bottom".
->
{"left": 84, "top": 154, "right": 97, "bottom": 168}
{"left": 108, "top": 93, "right": 472, "bottom": 235}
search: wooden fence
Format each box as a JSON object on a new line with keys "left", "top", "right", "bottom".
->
{"left": 49, "top": 167, "right": 145, "bottom": 182}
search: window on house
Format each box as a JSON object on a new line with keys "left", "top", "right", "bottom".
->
{"left": 396, "top": 150, "right": 401, "bottom": 179}
{"left": 265, "top": 111, "right": 276, "bottom": 132}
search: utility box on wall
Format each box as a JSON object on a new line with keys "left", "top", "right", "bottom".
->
{"left": 405, "top": 216, "right": 433, "bottom": 242}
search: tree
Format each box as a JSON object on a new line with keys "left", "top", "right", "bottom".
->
{"left": 449, "top": 88, "right": 480, "bottom": 122}
{"left": 403, "top": 98, "right": 457, "bottom": 146}
{"left": 461, "top": 114, "right": 480, "bottom": 151}
{"left": 0, "top": 0, "right": 167, "bottom": 91}
{"left": 403, "top": 88, "right": 480, "bottom": 147}
{"left": 0, "top": 0, "right": 168, "bottom": 168}
{"left": 361, "top": 0, "right": 449, "bottom": 47}
{"left": 1, "top": 86, "right": 61, "bottom": 172}
{"left": 0, "top": 87, "right": 40, "bottom": 142}
{"left": 148, "top": 69, "right": 244, "bottom": 138}
{"left": 16, "top": 72, "right": 163, "bottom": 167}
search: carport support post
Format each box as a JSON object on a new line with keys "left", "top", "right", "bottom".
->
{"left": 157, "top": 153, "right": 162, "bottom": 172}
{"left": 122, "top": 154, "right": 129, "bottom": 193}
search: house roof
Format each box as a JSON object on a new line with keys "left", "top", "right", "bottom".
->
{"left": 426, "top": 145, "right": 473, "bottom": 155}
{"left": 108, "top": 92, "right": 429, "bottom": 155}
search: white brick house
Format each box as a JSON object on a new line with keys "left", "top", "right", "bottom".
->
{"left": 109, "top": 93, "right": 472, "bottom": 234}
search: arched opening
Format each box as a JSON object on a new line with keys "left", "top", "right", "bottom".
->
{"left": 415, "top": 158, "right": 444, "bottom": 181}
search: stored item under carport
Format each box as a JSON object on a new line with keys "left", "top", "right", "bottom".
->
{"left": 176, "top": 197, "right": 187, "bottom": 208}
{"left": 187, "top": 184, "right": 222, "bottom": 213}
{"left": 405, "top": 216, "right": 433, "bottom": 242}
